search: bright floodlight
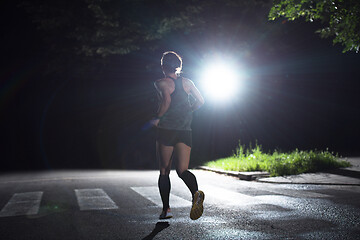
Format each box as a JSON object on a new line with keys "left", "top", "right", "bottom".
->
{"left": 200, "top": 62, "right": 240, "bottom": 101}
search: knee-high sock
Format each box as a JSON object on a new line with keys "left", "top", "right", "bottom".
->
{"left": 158, "top": 174, "right": 171, "bottom": 211}
{"left": 179, "top": 170, "right": 198, "bottom": 197}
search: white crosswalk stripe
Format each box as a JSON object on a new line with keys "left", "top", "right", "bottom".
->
{"left": 131, "top": 186, "right": 192, "bottom": 208}
{"left": 201, "top": 185, "right": 264, "bottom": 206}
{"left": 0, "top": 192, "right": 43, "bottom": 217}
{"left": 74, "top": 188, "right": 118, "bottom": 211}
{"left": 0, "top": 185, "right": 330, "bottom": 218}
{"left": 249, "top": 182, "right": 331, "bottom": 198}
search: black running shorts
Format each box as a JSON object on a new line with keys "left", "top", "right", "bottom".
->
{"left": 156, "top": 128, "right": 192, "bottom": 148}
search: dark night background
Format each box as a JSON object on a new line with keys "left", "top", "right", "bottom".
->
{"left": 1, "top": 0, "right": 359, "bottom": 172}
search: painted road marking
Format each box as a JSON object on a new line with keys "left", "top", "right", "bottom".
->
{"left": 201, "top": 185, "right": 305, "bottom": 210}
{"left": 201, "top": 185, "right": 264, "bottom": 206}
{"left": 131, "top": 187, "right": 192, "bottom": 208}
{"left": 249, "top": 182, "right": 331, "bottom": 198}
{"left": 74, "top": 188, "right": 118, "bottom": 211}
{"left": 0, "top": 192, "right": 43, "bottom": 217}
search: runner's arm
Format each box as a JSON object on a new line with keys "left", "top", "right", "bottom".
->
{"left": 188, "top": 80, "right": 205, "bottom": 112}
{"left": 154, "top": 80, "right": 172, "bottom": 119}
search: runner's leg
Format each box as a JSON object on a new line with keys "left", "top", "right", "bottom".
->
{"left": 157, "top": 141, "right": 173, "bottom": 211}
{"left": 175, "top": 143, "right": 198, "bottom": 197}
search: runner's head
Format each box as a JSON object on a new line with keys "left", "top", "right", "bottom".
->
{"left": 161, "top": 51, "right": 182, "bottom": 75}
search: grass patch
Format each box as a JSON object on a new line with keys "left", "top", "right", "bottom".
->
{"left": 204, "top": 141, "right": 351, "bottom": 177}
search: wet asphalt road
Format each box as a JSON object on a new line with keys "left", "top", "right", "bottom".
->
{"left": 0, "top": 170, "right": 359, "bottom": 240}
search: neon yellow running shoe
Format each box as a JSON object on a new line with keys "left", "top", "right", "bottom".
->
{"left": 190, "top": 190, "right": 205, "bottom": 220}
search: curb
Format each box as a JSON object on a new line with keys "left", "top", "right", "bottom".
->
{"left": 197, "top": 166, "right": 360, "bottom": 186}
{"left": 256, "top": 178, "right": 360, "bottom": 186}
{"left": 197, "top": 166, "right": 270, "bottom": 181}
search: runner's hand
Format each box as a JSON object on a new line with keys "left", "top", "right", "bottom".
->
{"left": 141, "top": 118, "right": 159, "bottom": 131}
{"left": 149, "top": 118, "right": 160, "bottom": 127}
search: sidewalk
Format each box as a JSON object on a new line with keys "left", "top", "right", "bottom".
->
{"left": 199, "top": 157, "right": 360, "bottom": 186}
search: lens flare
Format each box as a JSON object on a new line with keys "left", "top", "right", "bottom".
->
{"left": 201, "top": 63, "right": 241, "bottom": 101}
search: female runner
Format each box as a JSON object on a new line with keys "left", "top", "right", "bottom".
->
{"left": 151, "top": 51, "right": 205, "bottom": 220}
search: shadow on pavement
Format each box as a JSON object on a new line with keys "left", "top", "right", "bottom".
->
{"left": 142, "top": 221, "right": 170, "bottom": 240}
{"left": 326, "top": 168, "right": 360, "bottom": 179}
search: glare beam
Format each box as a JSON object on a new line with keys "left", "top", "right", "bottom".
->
{"left": 201, "top": 63, "right": 240, "bottom": 101}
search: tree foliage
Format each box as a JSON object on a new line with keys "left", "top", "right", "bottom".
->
{"left": 269, "top": 0, "right": 360, "bottom": 53}
{"left": 21, "top": 0, "right": 203, "bottom": 57}
{"left": 21, "top": 0, "right": 270, "bottom": 58}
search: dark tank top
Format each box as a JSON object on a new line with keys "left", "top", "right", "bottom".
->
{"left": 158, "top": 76, "right": 192, "bottom": 130}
